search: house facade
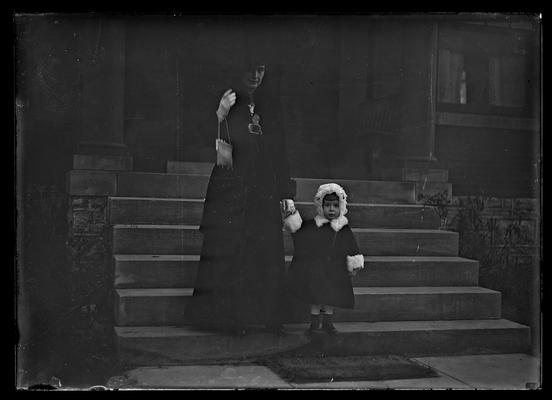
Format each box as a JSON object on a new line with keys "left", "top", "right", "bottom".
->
{"left": 16, "top": 13, "right": 541, "bottom": 385}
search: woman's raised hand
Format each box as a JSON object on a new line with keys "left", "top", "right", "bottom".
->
{"left": 216, "top": 89, "right": 237, "bottom": 122}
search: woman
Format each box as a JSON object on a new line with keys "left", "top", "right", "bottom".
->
{"left": 184, "top": 61, "right": 296, "bottom": 335}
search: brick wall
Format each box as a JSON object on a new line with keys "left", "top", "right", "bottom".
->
{"left": 17, "top": 186, "right": 117, "bottom": 387}
{"left": 444, "top": 195, "right": 540, "bottom": 355}
{"left": 18, "top": 184, "right": 69, "bottom": 386}
{"left": 65, "top": 194, "right": 116, "bottom": 382}
{"left": 446, "top": 196, "right": 539, "bottom": 259}
{"left": 67, "top": 195, "right": 113, "bottom": 317}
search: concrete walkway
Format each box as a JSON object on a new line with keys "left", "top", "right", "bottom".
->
{"left": 106, "top": 353, "right": 541, "bottom": 390}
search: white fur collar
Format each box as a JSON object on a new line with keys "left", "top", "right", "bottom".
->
{"left": 314, "top": 214, "right": 349, "bottom": 232}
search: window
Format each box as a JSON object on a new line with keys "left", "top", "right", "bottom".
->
{"left": 489, "top": 55, "right": 526, "bottom": 107}
{"left": 436, "top": 23, "right": 535, "bottom": 116}
{"left": 438, "top": 49, "right": 467, "bottom": 104}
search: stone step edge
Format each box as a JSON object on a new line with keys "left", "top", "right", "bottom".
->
{"left": 111, "top": 224, "right": 457, "bottom": 235}
{"left": 115, "top": 286, "right": 500, "bottom": 298}
{"left": 114, "top": 319, "right": 529, "bottom": 338}
{"left": 108, "top": 197, "right": 431, "bottom": 208}
{"left": 113, "top": 254, "right": 478, "bottom": 263}
{"left": 98, "top": 171, "right": 439, "bottom": 190}
{"left": 110, "top": 171, "right": 423, "bottom": 184}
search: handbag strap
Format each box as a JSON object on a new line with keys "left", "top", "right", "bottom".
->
{"left": 217, "top": 118, "right": 232, "bottom": 145}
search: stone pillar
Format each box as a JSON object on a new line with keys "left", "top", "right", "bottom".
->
{"left": 398, "top": 21, "right": 437, "bottom": 162}
{"left": 335, "top": 19, "right": 373, "bottom": 179}
{"left": 77, "top": 17, "right": 127, "bottom": 155}
{"left": 337, "top": 20, "right": 370, "bottom": 140}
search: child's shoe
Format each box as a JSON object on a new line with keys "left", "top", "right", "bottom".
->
{"left": 306, "top": 314, "right": 321, "bottom": 334}
{"left": 265, "top": 323, "right": 285, "bottom": 336}
{"left": 224, "top": 323, "right": 248, "bottom": 336}
{"left": 321, "top": 313, "right": 338, "bottom": 334}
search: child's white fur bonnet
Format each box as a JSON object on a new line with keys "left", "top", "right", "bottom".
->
{"left": 283, "top": 182, "right": 350, "bottom": 233}
{"left": 313, "top": 183, "right": 349, "bottom": 231}
{"left": 314, "top": 183, "right": 348, "bottom": 217}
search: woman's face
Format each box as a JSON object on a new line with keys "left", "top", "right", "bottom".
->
{"left": 242, "top": 64, "right": 265, "bottom": 91}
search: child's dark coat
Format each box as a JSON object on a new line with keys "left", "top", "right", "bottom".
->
{"left": 286, "top": 219, "right": 360, "bottom": 309}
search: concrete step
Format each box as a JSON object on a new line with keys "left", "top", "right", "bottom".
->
{"left": 295, "top": 178, "right": 417, "bottom": 204}
{"left": 316, "top": 228, "right": 459, "bottom": 257}
{"left": 112, "top": 225, "right": 460, "bottom": 256}
{"left": 68, "top": 169, "right": 452, "bottom": 203}
{"left": 108, "top": 198, "right": 205, "bottom": 226}
{"left": 108, "top": 197, "right": 441, "bottom": 229}
{"left": 117, "top": 173, "right": 210, "bottom": 199}
{"left": 381, "top": 167, "right": 449, "bottom": 182}
{"left": 330, "top": 286, "right": 501, "bottom": 323}
{"left": 116, "top": 174, "right": 422, "bottom": 203}
{"left": 114, "top": 325, "right": 311, "bottom": 367}
{"left": 67, "top": 170, "right": 118, "bottom": 196}
{"left": 112, "top": 225, "right": 203, "bottom": 255}
{"left": 73, "top": 154, "right": 134, "bottom": 171}
{"left": 115, "top": 286, "right": 500, "bottom": 326}
{"left": 299, "top": 179, "right": 451, "bottom": 205}
{"left": 297, "top": 202, "right": 440, "bottom": 229}
{"left": 307, "top": 319, "right": 531, "bottom": 358}
{"left": 166, "top": 161, "right": 214, "bottom": 175}
{"left": 116, "top": 173, "right": 423, "bottom": 202}
{"left": 114, "top": 255, "right": 478, "bottom": 289}
{"left": 115, "top": 319, "right": 531, "bottom": 366}
{"left": 115, "top": 288, "right": 193, "bottom": 327}
{"left": 356, "top": 256, "right": 479, "bottom": 287}
{"left": 114, "top": 255, "right": 200, "bottom": 289}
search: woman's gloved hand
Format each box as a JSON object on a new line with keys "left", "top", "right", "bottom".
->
{"left": 216, "top": 89, "right": 237, "bottom": 122}
{"left": 280, "top": 199, "right": 296, "bottom": 219}
{"left": 282, "top": 199, "right": 302, "bottom": 233}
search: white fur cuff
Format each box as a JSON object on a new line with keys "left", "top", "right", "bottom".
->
{"left": 347, "top": 254, "right": 365, "bottom": 272}
{"left": 283, "top": 211, "right": 303, "bottom": 233}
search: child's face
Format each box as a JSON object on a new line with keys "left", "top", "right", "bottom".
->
{"left": 322, "top": 198, "right": 341, "bottom": 220}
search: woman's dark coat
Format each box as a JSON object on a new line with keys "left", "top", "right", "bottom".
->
{"left": 286, "top": 219, "right": 360, "bottom": 309}
{"left": 184, "top": 79, "right": 295, "bottom": 330}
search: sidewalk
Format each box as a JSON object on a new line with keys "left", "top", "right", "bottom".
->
{"left": 106, "top": 353, "right": 541, "bottom": 390}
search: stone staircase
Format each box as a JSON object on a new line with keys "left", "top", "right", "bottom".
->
{"left": 77, "top": 159, "right": 531, "bottom": 367}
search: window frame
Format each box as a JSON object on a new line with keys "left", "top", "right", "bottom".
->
{"left": 436, "top": 22, "right": 535, "bottom": 118}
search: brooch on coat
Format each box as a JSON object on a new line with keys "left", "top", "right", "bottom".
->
{"left": 247, "top": 103, "right": 263, "bottom": 135}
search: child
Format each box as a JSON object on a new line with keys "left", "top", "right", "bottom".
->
{"left": 283, "top": 183, "right": 364, "bottom": 334}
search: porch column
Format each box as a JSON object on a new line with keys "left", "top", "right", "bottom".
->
{"left": 398, "top": 21, "right": 438, "bottom": 162}
{"left": 336, "top": 19, "right": 373, "bottom": 179}
{"left": 77, "top": 17, "right": 127, "bottom": 155}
